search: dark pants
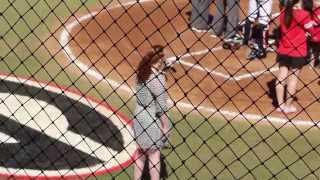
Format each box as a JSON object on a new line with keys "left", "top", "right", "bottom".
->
{"left": 211, "top": 0, "right": 239, "bottom": 38}
{"left": 191, "top": 0, "right": 211, "bottom": 29}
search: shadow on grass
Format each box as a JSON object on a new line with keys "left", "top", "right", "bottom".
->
{"left": 141, "top": 153, "right": 169, "bottom": 179}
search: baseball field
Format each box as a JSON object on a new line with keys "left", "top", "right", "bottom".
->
{"left": 1, "top": 0, "right": 320, "bottom": 179}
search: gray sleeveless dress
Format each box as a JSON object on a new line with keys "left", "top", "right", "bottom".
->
{"left": 133, "top": 70, "right": 168, "bottom": 150}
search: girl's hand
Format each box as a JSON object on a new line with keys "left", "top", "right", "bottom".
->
{"left": 160, "top": 115, "right": 170, "bottom": 136}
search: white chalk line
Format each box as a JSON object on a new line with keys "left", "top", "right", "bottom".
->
{"left": 234, "top": 67, "right": 279, "bottom": 81}
{"left": 174, "top": 11, "right": 281, "bottom": 81}
{"left": 166, "top": 47, "right": 279, "bottom": 81}
{"left": 166, "top": 47, "right": 232, "bottom": 79}
{"left": 59, "top": 0, "right": 319, "bottom": 128}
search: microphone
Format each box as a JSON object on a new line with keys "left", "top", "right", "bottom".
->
{"left": 163, "top": 60, "right": 177, "bottom": 73}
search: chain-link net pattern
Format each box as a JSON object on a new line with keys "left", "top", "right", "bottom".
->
{"left": 1, "top": 0, "right": 320, "bottom": 179}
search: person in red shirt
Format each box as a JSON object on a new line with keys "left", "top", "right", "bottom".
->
{"left": 275, "top": 0, "right": 316, "bottom": 114}
{"left": 313, "top": 1, "right": 320, "bottom": 40}
{"left": 309, "top": 0, "right": 320, "bottom": 67}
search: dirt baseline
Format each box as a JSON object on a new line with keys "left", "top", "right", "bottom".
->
{"left": 64, "top": 0, "right": 320, "bottom": 122}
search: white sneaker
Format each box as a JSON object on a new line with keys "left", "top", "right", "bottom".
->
{"left": 276, "top": 105, "right": 286, "bottom": 112}
{"left": 191, "top": 27, "right": 212, "bottom": 33}
{"left": 284, "top": 106, "right": 297, "bottom": 114}
{"left": 276, "top": 105, "right": 297, "bottom": 114}
{"left": 268, "top": 38, "right": 276, "bottom": 45}
{"left": 266, "top": 46, "right": 276, "bottom": 52}
{"left": 210, "top": 34, "right": 217, "bottom": 38}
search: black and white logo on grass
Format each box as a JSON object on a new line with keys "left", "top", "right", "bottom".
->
{"left": 0, "top": 76, "right": 135, "bottom": 178}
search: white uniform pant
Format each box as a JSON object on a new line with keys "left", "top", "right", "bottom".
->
{"left": 248, "top": 0, "right": 273, "bottom": 25}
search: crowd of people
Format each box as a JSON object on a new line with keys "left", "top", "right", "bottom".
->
{"left": 190, "top": 0, "right": 318, "bottom": 62}
{"left": 131, "top": 0, "right": 320, "bottom": 179}
{"left": 190, "top": 0, "right": 320, "bottom": 113}
{"left": 190, "top": 0, "right": 274, "bottom": 59}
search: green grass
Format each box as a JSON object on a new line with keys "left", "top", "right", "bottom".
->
{"left": 92, "top": 110, "right": 320, "bottom": 179}
{"left": 86, "top": 108, "right": 320, "bottom": 179}
{"left": 0, "top": 0, "right": 112, "bottom": 83}
{"left": 1, "top": 0, "right": 320, "bottom": 180}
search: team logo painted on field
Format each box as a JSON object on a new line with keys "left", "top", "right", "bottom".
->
{"left": 0, "top": 75, "right": 136, "bottom": 179}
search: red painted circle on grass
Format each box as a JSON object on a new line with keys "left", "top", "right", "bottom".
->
{"left": 0, "top": 74, "right": 135, "bottom": 180}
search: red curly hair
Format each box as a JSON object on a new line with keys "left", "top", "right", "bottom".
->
{"left": 137, "top": 45, "right": 165, "bottom": 84}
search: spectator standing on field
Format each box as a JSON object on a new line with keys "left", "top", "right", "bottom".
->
{"left": 243, "top": 0, "right": 273, "bottom": 60}
{"left": 275, "top": 0, "right": 319, "bottom": 114}
{"left": 211, "top": 0, "right": 240, "bottom": 41}
{"left": 309, "top": 0, "right": 320, "bottom": 67}
{"left": 190, "top": 0, "right": 212, "bottom": 32}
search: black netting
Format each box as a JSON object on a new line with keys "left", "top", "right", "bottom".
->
{"left": 1, "top": 0, "right": 320, "bottom": 179}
